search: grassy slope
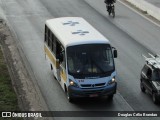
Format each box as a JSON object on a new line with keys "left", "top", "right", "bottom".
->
{"left": 0, "top": 47, "right": 19, "bottom": 111}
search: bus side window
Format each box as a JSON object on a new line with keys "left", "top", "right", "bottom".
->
{"left": 49, "top": 31, "right": 51, "bottom": 49}
{"left": 56, "top": 41, "right": 61, "bottom": 58}
{"left": 51, "top": 33, "right": 54, "bottom": 52}
{"left": 48, "top": 29, "right": 50, "bottom": 47}
{"left": 56, "top": 42, "right": 66, "bottom": 68}
{"left": 45, "top": 25, "right": 48, "bottom": 43}
{"left": 52, "top": 34, "right": 56, "bottom": 54}
{"left": 48, "top": 29, "right": 53, "bottom": 50}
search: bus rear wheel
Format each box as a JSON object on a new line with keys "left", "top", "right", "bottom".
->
{"left": 50, "top": 64, "right": 53, "bottom": 70}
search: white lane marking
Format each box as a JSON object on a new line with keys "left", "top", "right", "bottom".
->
{"left": 118, "top": 0, "right": 160, "bottom": 28}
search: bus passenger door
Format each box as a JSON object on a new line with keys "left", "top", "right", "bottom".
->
{"left": 56, "top": 59, "right": 61, "bottom": 81}
{"left": 60, "top": 65, "right": 67, "bottom": 82}
{"left": 59, "top": 50, "right": 66, "bottom": 82}
{"left": 56, "top": 41, "right": 63, "bottom": 81}
{"left": 56, "top": 41, "right": 66, "bottom": 82}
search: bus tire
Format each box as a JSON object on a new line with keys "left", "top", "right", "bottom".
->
{"left": 50, "top": 64, "right": 53, "bottom": 70}
{"left": 66, "top": 90, "right": 74, "bottom": 102}
{"left": 140, "top": 81, "right": 145, "bottom": 93}
{"left": 64, "top": 85, "right": 73, "bottom": 102}
{"left": 67, "top": 92, "right": 73, "bottom": 102}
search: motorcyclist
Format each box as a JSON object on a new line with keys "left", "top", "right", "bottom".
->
{"left": 104, "top": 0, "right": 116, "bottom": 11}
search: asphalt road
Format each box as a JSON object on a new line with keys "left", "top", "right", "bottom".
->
{"left": 0, "top": 0, "right": 160, "bottom": 120}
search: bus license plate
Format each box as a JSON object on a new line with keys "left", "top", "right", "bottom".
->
{"left": 89, "top": 94, "right": 98, "bottom": 97}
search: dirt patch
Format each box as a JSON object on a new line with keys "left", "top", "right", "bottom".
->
{"left": 0, "top": 21, "right": 50, "bottom": 120}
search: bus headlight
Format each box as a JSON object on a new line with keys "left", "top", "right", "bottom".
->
{"left": 108, "top": 77, "right": 116, "bottom": 85}
{"left": 69, "top": 80, "right": 79, "bottom": 88}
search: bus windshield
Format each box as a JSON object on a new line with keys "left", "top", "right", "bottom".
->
{"left": 67, "top": 44, "right": 114, "bottom": 76}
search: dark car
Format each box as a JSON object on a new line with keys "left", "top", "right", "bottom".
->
{"left": 140, "top": 64, "right": 160, "bottom": 104}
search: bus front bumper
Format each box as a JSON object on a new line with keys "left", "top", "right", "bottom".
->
{"left": 68, "top": 83, "right": 117, "bottom": 98}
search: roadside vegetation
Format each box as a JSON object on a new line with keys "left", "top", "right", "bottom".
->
{"left": 0, "top": 45, "right": 23, "bottom": 120}
{"left": 0, "top": 22, "right": 23, "bottom": 120}
{"left": 0, "top": 47, "right": 19, "bottom": 111}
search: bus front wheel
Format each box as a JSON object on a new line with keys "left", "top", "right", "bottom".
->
{"left": 65, "top": 85, "right": 74, "bottom": 103}
{"left": 67, "top": 91, "right": 74, "bottom": 103}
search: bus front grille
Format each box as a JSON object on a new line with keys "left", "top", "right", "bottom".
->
{"left": 80, "top": 83, "right": 106, "bottom": 88}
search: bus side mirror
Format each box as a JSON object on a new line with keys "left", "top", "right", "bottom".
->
{"left": 113, "top": 49, "right": 117, "bottom": 58}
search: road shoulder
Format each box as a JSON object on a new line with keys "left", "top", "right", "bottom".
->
{"left": 0, "top": 21, "right": 49, "bottom": 119}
